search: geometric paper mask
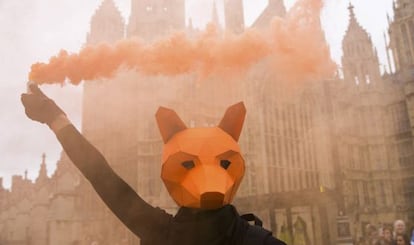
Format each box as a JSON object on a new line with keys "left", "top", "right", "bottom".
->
{"left": 156, "top": 102, "right": 246, "bottom": 209}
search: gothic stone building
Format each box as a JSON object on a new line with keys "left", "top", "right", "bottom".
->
{"left": 0, "top": 0, "right": 413, "bottom": 244}
{"left": 335, "top": 2, "right": 414, "bottom": 240}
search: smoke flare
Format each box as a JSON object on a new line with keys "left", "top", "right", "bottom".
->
{"left": 29, "top": 0, "right": 336, "bottom": 86}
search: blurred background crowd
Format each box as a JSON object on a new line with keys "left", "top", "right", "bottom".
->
{"left": 358, "top": 219, "right": 414, "bottom": 245}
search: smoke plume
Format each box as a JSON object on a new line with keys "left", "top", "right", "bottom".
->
{"left": 29, "top": 0, "right": 336, "bottom": 86}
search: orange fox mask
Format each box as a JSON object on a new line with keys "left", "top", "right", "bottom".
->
{"left": 156, "top": 102, "right": 246, "bottom": 209}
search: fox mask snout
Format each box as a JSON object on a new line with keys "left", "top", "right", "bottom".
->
{"left": 156, "top": 102, "right": 246, "bottom": 209}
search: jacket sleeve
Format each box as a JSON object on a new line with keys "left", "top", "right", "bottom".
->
{"left": 55, "top": 124, "right": 172, "bottom": 238}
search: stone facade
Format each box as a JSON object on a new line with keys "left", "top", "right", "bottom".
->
{"left": 335, "top": 4, "right": 414, "bottom": 240}
{"left": 1, "top": 0, "right": 413, "bottom": 244}
{"left": 388, "top": 0, "right": 414, "bottom": 213}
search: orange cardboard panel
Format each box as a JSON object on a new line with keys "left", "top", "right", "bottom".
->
{"left": 156, "top": 106, "right": 187, "bottom": 143}
{"left": 218, "top": 102, "right": 246, "bottom": 141}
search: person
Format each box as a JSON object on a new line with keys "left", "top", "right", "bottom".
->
{"left": 376, "top": 226, "right": 393, "bottom": 245}
{"left": 395, "top": 234, "right": 410, "bottom": 245}
{"left": 394, "top": 220, "right": 407, "bottom": 238}
{"left": 21, "top": 84, "right": 286, "bottom": 245}
{"left": 365, "top": 224, "right": 379, "bottom": 245}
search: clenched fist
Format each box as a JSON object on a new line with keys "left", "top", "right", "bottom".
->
{"left": 21, "top": 83, "right": 66, "bottom": 126}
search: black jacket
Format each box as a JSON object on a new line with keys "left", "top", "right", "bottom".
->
{"left": 56, "top": 125, "right": 286, "bottom": 245}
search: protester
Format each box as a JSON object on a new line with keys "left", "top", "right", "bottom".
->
{"left": 21, "top": 85, "right": 286, "bottom": 245}
{"left": 395, "top": 233, "right": 410, "bottom": 245}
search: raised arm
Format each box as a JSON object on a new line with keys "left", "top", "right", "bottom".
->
{"left": 21, "top": 84, "right": 171, "bottom": 238}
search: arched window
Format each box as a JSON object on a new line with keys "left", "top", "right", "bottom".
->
{"left": 354, "top": 76, "right": 360, "bottom": 85}
{"left": 366, "top": 75, "right": 371, "bottom": 84}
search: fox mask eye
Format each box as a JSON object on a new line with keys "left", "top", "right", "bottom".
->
{"left": 182, "top": 160, "right": 195, "bottom": 170}
{"left": 182, "top": 160, "right": 231, "bottom": 170}
{"left": 220, "top": 160, "right": 231, "bottom": 170}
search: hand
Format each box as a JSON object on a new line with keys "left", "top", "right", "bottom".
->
{"left": 21, "top": 84, "right": 66, "bottom": 126}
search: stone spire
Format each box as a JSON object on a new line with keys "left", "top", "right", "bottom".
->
{"left": 186, "top": 17, "right": 198, "bottom": 38}
{"left": 348, "top": 2, "right": 355, "bottom": 19}
{"left": 341, "top": 3, "right": 381, "bottom": 85}
{"left": 211, "top": 0, "right": 220, "bottom": 28}
{"left": 384, "top": 31, "right": 393, "bottom": 73}
{"left": 36, "top": 153, "right": 49, "bottom": 184}
{"left": 345, "top": 3, "right": 361, "bottom": 34}
{"left": 224, "top": 0, "right": 244, "bottom": 34}
{"left": 87, "top": 0, "right": 125, "bottom": 45}
{"left": 188, "top": 18, "right": 194, "bottom": 30}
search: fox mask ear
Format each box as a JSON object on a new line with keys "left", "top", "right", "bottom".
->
{"left": 218, "top": 102, "right": 246, "bottom": 142}
{"left": 156, "top": 107, "right": 188, "bottom": 143}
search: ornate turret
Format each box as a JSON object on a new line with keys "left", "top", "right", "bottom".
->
{"left": 224, "top": 0, "right": 244, "bottom": 34}
{"left": 341, "top": 3, "right": 381, "bottom": 85}
{"left": 127, "top": 0, "right": 185, "bottom": 41}
{"left": 87, "top": 0, "right": 125, "bottom": 45}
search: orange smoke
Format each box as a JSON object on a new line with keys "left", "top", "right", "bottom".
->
{"left": 29, "top": 0, "right": 336, "bottom": 85}
{"left": 269, "top": 0, "right": 336, "bottom": 84}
